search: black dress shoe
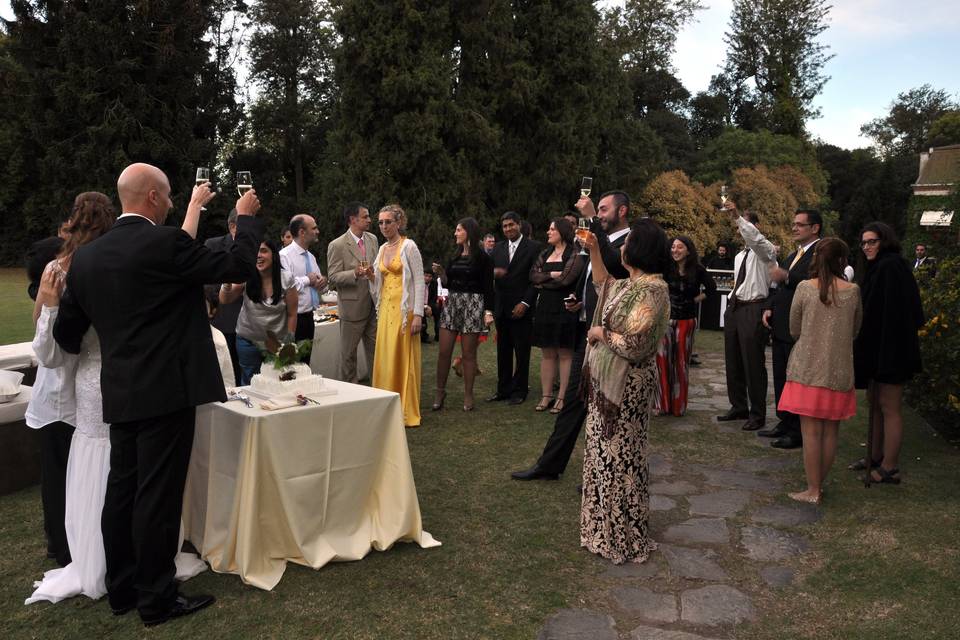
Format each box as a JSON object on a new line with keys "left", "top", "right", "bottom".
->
{"left": 508, "top": 396, "right": 526, "bottom": 405}
{"left": 486, "top": 394, "right": 508, "bottom": 402}
{"left": 771, "top": 435, "right": 803, "bottom": 449}
{"left": 510, "top": 466, "right": 560, "bottom": 481}
{"left": 142, "top": 593, "right": 216, "bottom": 627}
{"left": 741, "top": 417, "right": 765, "bottom": 431}
{"left": 717, "top": 409, "right": 749, "bottom": 422}
{"left": 757, "top": 424, "right": 788, "bottom": 438}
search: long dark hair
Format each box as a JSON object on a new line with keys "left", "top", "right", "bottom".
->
{"left": 246, "top": 240, "right": 283, "bottom": 304}
{"left": 453, "top": 217, "right": 482, "bottom": 263}
{"left": 623, "top": 219, "right": 670, "bottom": 274}
{"left": 810, "top": 238, "right": 849, "bottom": 306}
{"left": 57, "top": 192, "right": 115, "bottom": 268}
{"left": 670, "top": 235, "right": 701, "bottom": 285}
{"left": 856, "top": 221, "right": 901, "bottom": 285}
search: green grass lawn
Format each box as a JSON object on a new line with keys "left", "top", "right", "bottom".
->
{"left": 1, "top": 269, "right": 35, "bottom": 345}
{"left": 1, "top": 271, "right": 958, "bottom": 639}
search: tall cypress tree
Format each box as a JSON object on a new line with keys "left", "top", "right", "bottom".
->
{"left": 0, "top": 1, "right": 234, "bottom": 262}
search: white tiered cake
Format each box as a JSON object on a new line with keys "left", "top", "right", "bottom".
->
{"left": 250, "top": 363, "right": 323, "bottom": 397}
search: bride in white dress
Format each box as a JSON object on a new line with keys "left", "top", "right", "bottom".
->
{"left": 25, "top": 191, "right": 207, "bottom": 606}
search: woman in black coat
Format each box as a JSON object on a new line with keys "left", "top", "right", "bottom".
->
{"left": 850, "top": 222, "right": 924, "bottom": 484}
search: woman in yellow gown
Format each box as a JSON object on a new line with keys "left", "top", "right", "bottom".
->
{"left": 369, "top": 204, "right": 425, "bottom": 427}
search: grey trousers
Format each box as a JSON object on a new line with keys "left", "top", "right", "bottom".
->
{"left": 723, "top": 301, "right": 768, "bottom": 420}
{"left": 340, "top": 312, "right": 377, "bottom": 383}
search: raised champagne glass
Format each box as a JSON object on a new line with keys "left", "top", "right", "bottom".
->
{"left": 580, "top": 176, "right": 592, "bottom": 198}
{"left": 237, "top": 171, "right": 253, "bottom": 197}
{"left": 196, "top": 167, "right": 211, "bottom": 210}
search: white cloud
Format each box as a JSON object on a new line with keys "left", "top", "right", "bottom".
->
{"left": 830, "top": 0, "right": 960, "bottom": 39}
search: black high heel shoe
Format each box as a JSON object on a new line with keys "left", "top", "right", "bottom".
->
{"left": 431, "top": 389, "right": 446, "bottom": 411}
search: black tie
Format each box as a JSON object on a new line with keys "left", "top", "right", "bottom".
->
{"left": 731, "top": 248, "right": 750, "bottom": 306}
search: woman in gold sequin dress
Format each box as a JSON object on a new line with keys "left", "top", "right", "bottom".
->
{"left": 370, "top": 204, "right": 425, "bottom": 427}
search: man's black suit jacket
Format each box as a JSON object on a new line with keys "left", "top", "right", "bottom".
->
{"left": 203, "top": 232, "right": 244, "bottom": 333}
{"left": 491, "top": 236, "right": 542, "bottom": 318}
{"left": 54, "top": 215, "right": 264, "bottom": 424}
{"left": 765, "top": 241, "right": 818, "bottom": 343}
{"left": 579, "top": 221, "right": 630, "bottom": 324}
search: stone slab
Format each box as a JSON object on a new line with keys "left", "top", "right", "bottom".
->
{"left": 680, "top": 585, "right": 756, "bottom": 626}
{"left": 662, "top": 518, "right": 730, "bottom": 545}
{"left": 750, "top": 503, "right": 821, "bottom": 527}
{"left": 660, "top": 544, "right": 729, "bottom": 581}
{"left": 760, "top": 565, "right": 796, "bottom": 587}
{"left": 630, "top": 624, "right": 720, "bottom": 640}
{"left": 687, "top": 490, "right": 751, "bottom": 518}
{"left": 612, "top": 586, "right": 679, "bottom": 623}
{"left": 650, "top": 454, "right": 673, "bottom": 478}
{"left": 604, "top": 558, "right": 662, "bottom": 579}
{"left": 740, "top": 526, "right": 810, "bottom": 562}
{"left": 651, "top": 495, "right": 678, "bottom": 511}
{"left": 691, "top": 465, "right": 780, "bottom": 493}
{"left": 537, "top": 609, "right": 618, "bottom": 640}
{"left": 650, "top": 480, "right": 699, "bottom": 496}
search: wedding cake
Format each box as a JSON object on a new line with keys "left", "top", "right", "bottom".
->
{"left": 250, "top": 363, "right": 323, "bottom": 397}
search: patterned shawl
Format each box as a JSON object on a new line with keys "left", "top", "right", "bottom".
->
{"left": 583, "top": 274, "right": 670, "bottom": 438}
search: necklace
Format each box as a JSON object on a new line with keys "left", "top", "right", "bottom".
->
{"left": 387, "top": 238, "right": 403, "bottom": 247}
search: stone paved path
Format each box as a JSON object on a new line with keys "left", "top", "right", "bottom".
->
{"left": 538, "top": 349, "right": 821, "bottom": 640}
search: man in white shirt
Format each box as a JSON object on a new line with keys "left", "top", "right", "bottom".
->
{"left": 279, "top": 214, "right": 328, "bottom": 347}
{"left": 717, "top": 203, "right": 777, "bottom": 431}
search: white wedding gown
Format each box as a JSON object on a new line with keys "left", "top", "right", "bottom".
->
{"left": 26, "top": 304, "right": 206, "bottom": 605}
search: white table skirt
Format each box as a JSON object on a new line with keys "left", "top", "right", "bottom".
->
{"left": 309, "top": 320, "right": 369, "bottom": 381}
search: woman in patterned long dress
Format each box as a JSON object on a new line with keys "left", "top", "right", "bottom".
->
{"left": 369, "top": 204, "right": 425, "bottom": 427}
{"left": 579, "top": 219, "right": 671, "bottom": 565}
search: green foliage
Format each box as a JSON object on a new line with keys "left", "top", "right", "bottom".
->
{"left": 723, "top": 0, "right": 833, "bottom": 136}
{"left": 860, "top": 85, "right": 958, "bottom": 158}
{"left": 638, "top": 169, "right": 720, "bottom": 254}
{"left": 908, "top": 256, "right": 960, "bottom": 427}
{"left": 0, "top": 1, "right": 239, "bottom": 263}
{"left": 695, "top": 128, "right": 827, "bottom": 196}
{"left": 927, "top": 110, "right": 960, "bottom": 147}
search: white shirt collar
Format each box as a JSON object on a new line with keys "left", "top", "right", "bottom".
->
{"left": 510, "top": 234, "right": 522, "bottom": 247}
{"left": 350, "top": 230, "right": 363, "bottom": 244}
{"left": 119, "top": 212, "right": 156, "bottom": 226}
{"left": 608, "top": 227, "right": 630, "bottom": 242}
{"left": 799, "top": 238, "right": 819, "bottom": 253}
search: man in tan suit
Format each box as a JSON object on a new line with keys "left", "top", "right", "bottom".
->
{"left": 327, "top": 202, "right": 378, "bottom": 382}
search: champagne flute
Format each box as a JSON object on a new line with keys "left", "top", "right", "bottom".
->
{"left": 237, "top": 171, "right": 253, "bottom": 197}
{"left": 580, "top": 176, "right": 592, "bottom": 198}
{"left": 577, "top": 217, "right": 590, "bottom": 255}
{"left": 359, "top": 258, "right": 370, "bottom": 276}
{"left": 196, "top": 167, "right": 211, "bottom": 211}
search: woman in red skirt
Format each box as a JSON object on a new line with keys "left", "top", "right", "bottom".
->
{"left": 655, "top": 236, "right": 715, "bottom": 416}
{"left": 778, "top": 238, "right": 862, "bottom": 504}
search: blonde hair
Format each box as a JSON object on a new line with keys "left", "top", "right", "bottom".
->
{"left": 379, "top": 203, "right": 408, "bottom": 233}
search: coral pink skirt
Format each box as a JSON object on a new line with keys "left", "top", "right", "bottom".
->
{"left": 778, "top": 381, "right": 857, "bottom": 421}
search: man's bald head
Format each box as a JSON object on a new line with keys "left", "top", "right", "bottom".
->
{"left": 117, "top": 163, "right": 172, "bottom": 224}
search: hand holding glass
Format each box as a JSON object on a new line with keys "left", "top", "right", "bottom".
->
{"left": 237, "top": 171, "right": 253, "bottom": 197}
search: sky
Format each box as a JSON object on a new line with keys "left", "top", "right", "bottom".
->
{"left": 2, "top": 1, "right": 958, "bottom": 151}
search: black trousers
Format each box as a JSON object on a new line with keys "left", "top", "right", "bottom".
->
{"left": 295, "top": 312, "right": 315, "bottom": 364}
{"left": 723, "top": 301, "right": 768, "bottom": 420}
{"left": 771, "top": 339, "right": 801, "bottom": 437}
{"left": 495, "top": 313, "right": 533, "bottom": 400}
{"left": 223, "top": 332, "right": 241, "bottom": 386}
{"left": 534, "top": 323, "right": 587, "bottom": 475}
{"left": 40, "top": 421, "right": 74, "bottom": 567}
{"left": 103, "top": 407, "right": 196, "bottom": 618}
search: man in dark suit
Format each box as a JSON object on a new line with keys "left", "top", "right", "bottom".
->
{"left": 54, "top": 163, "right": 263, "bottom": 626}
{"left": 760, "top": 209, "right": 822, "bottom": 449}
{"left": 204, "top": 209, "right": 242, "bottom": 385}
{"left": 488, "top": 211, "right": 541, "bottom": 404}
{"left": 512, "top": 190, "right": 631, "bottom": 480}
{"left": 422, "top": 270, "right": 440, "bottom": 342}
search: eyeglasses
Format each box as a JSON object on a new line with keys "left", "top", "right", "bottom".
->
{"left": 860, "top": 238, "right": 880, "bottom": 248}
{"left": 378, "top": 220, "right": 395, "bottom": 226}
{"left": 791, "top": 222, "right": 813, "bottom": 228}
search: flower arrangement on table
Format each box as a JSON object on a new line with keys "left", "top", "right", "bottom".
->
{"left": 261, "top": 331, "right": 312, "bottom": 380}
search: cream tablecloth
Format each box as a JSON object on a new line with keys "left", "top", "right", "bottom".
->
{"left": 0, "top": 342, "right": 37, "bottom": 371}
{"left": 309, "top": 319, "right": 369, "bottom": 381}
{"left": 0, "top": 385, "right": 32, "bottom": 424}
{"left": 182, "top": 380, "right": 439, "bottom": 590}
